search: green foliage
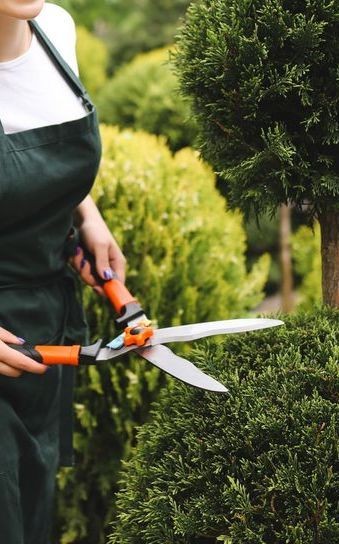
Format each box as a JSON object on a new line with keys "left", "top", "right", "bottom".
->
{"left": 111, "top": 307, "right": 339, "bottom": 543}
{"left": 292, "top": 223, "right": 322, "bottom": 309}
{"left": 56, "top": 126, "right": 270, "bottom": 544}
{"left": 96, "top": 48, "right": 198, "bottom": 151}
{"left": 52, "top": 0, "right": 191, "bottom": 70}
{"left": 76, "top": 26, "right": 109, "bottom": 99}
{"left": 103, "top": 0, "right": 192, "bottom": 71}
{"left": 244, "top": 211, "right": 280, "bottom": 293}
{"left": 174, "top": 0, "right": 339, "bottom": 217}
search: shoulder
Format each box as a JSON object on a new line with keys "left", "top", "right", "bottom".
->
{"left": 35, "top": 2, "right": 76, "bottom": 38}
{"left": 34, "top": 3, "right": 78, "bottom": 72}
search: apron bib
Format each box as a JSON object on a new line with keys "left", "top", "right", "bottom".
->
{"left": 0, "top": 19, "right": 101, "bottom": 544}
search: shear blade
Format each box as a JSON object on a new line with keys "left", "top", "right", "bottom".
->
{"left": 150, "top": 318, "right": 283, "bottom": 346}
{"left": 137, "top": 344, "right": 228, "bottom": 393}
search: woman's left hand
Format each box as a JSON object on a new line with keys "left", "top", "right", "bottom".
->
{"left": 70, "top": 197, "right": 126, "bottom": 295}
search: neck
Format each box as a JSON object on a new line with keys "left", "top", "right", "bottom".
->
{"left": 0, "top": 16, "right": 32, "bottom": 62}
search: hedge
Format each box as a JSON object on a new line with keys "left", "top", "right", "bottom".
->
{"left": 111, "top": 307, "right": 339, "bottom": 544}
{"left": 56, "top": 126, "right": 270, "bottom": 544}
{"left": 96, "top": 48, "right": 198, "bottom": 152}
{"left": 76, "top": 25, "right": 109, "bottom": 99}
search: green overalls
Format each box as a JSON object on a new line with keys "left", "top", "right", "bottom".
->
{"left": 0, "top": 20, "right": 101, "bottom": 544}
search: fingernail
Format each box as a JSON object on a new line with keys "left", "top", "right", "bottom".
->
{"left": 17, "top": 337, "right": 26, "bottom": 344}
{"left": 76, "top": 246, "right": 81, "bottom": 255}
{"left": 81, "top": 258, "right": 86, "bottom": 269}
{"left": 103, "top": 268, "right": 114, "bottom": 280}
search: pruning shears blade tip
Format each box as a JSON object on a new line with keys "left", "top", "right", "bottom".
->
{"left": 137, "top": 344, "right": 229, "bottom": 394}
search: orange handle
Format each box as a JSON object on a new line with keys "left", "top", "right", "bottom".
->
{"left": 35, "top": 345, "right": 81, "bottom": 366}
{"left": 103, "top": 279, "right": 137, "bottom": 314}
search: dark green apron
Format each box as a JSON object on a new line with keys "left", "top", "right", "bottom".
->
{"left": 0, "top": 20, "right": 101, "bottom": 544}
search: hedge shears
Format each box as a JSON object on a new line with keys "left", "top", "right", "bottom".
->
{"left": 8, "top": 269, "right": 283, "bottom": 393}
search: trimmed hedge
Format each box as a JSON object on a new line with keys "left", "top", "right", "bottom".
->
{"left": 111, "top": 307, "right": 339, "bottom": 544}
{"left": 56, "top": 126, "right": 270, "bottom": 544}
{"left": 96, "top": 48, "right": 198, "bottom": 152}
{"left": 174, "top": 0, "right": 339, "bottom": 218}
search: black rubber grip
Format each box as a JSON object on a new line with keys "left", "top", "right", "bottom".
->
{"left": 6, "top": 343, "right": 43, "bottom": 363}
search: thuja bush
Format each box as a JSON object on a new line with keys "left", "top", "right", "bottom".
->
{"left": 292, "top": 223, "right": 321, "bottom": 309}
{"left": 56, "top": 126, "right": 269, "bottom": 544}
{"left": 174, "top": 0, "right": 339, "bottom": 306}
{"left": 111, "top": 307, "right": 339, "bottom": 544}
{"left": 96, "top": 48, "right": 198, "bottom": 152}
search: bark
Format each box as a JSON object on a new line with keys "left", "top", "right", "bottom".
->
{"left": 280, "top": 204, "right": 294, "bottom": 313}
{"left": 318, "top": 209, "right": 339, "bottom": 308}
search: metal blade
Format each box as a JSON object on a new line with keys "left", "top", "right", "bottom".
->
{"left": 96, "top": 344, "right": 138, "bottom": 361}
{"left": 150, "top": 318, "right": 283, "bottom": 346}
{"left": 137, "top": 344, "right": 228, "bottom": 393}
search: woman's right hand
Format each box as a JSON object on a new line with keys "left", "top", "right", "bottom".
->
{"left": 0, "top": 327, "right": 48, "bottom": 378}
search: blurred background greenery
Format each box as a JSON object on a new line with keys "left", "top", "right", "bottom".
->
{"left": 48, "top": 1, "right": 322, "bottom": 542}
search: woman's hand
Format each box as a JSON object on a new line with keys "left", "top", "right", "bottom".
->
{"left": 0, "top": 327, "right": 48, "bottom": 378}
{"left": 70, "top": 196, "right": 126, "bottom": 295}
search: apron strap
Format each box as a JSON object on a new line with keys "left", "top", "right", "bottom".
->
{"left": 28, "top": 19, "right": 94, "bottom": 113}
{"left": 0, "top": 20, "right": 93, "bottom": 136}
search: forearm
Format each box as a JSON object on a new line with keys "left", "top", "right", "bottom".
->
{"left": 74, "top": 195, "right": 106, "bottom": 230}
{"left": 72, "top": 195, "right": 126, "bottom": 284}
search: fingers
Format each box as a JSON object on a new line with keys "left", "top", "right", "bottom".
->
{"left": 0, "top": 341, "right": 48, "bottom": 377}
{"left": 92, "top": 240, "right": 126, "bottom": 284}
{"left": 69, "top": 247, "right": 97, "bottom": 287}
{"left": 0, "top": 362, "right": 22, "bottom": 378}
{"left": 108, "top": 242, "right": 126, "bottom": 284}
{"left": 0, "top": 326, "right": 25, "bottom": 345}
{"left": 69, "top": 241, "right": 127, "bottom": 291}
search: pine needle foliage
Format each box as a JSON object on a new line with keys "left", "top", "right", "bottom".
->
{"left": 56, "top": 126, "right": 269, "bottom": 544}
{"left": 110, "top": 308, "right": 339, "bottom": 544}
{"left": 174, "top": 0, "right": 339, "bottom": 218}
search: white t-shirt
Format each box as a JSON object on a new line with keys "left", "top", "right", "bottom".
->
{"left": 0, "top": 2, "right": 87, "bottom": 134}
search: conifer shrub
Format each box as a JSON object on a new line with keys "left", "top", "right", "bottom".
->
{"left": 174, "top": 0, "right": 339, "bottom": 306}
{"left": 110, "top": 308, "right": 339, "bottom": 544}
{"left": 292, "top": 223, "right": 321, "bottom": 309}
{"left": 57, "top": 126, "right": 270, "bottom": 544}
{"left": 96, "top": 49, "right": 198, "bottom": 151}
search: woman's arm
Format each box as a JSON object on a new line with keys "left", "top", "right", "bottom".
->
{"left": 71, "top": 195, "right": 126, "bottom": 293}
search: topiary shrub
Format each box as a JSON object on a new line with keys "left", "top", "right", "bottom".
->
{"left": 110, "top": 307, "right": 339, "bottom": 544}
{"left": 292, "top": 223, "right": 321, "bottom": 309}
{"left": 174, "top": 0, "right": 339, "bottom": 306}
{"left": 56, "top": 126, "right": 270, "bottom": 544}
{"left": 96, "top": 48, "right": 198, "bottom": 152}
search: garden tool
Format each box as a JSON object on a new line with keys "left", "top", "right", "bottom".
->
{"left": 8, "top": 267, "right": 283, "bottom": 393}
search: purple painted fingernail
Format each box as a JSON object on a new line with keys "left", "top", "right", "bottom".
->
{"left": 103, "top": 268, "right": 114, "bottom": 280}
{"left": 17, "top": 337, "right": 26, "bottom": 344}
{"left": 81, "top": 258, "right": 86, "bottom": 269}
{"left": 76, "top": 246, "right": 81, "bottom": 255}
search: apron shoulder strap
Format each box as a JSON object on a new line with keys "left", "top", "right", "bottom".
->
{"left": 28, "top": 19, "right": 94, "bottom": 113}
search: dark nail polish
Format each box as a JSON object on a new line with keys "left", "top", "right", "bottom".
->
{"left": 103, "top": 269, "right": 113, "bottom": 280}
{"left": 81, "top": 258, "right": 86, "bottom": 269}
{"left": 76, "top": 246, "right": 81, "bottom": 255}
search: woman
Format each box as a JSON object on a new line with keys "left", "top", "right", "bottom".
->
{"left": 0, "top": 1, "right": 125, "bottom": 542}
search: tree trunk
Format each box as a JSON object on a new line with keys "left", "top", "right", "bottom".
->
{"left": 318, "top": 209, "right": 339, "bottom": 308}
{"left": 280, "top": 204, "right": 294, "bottom": 313}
